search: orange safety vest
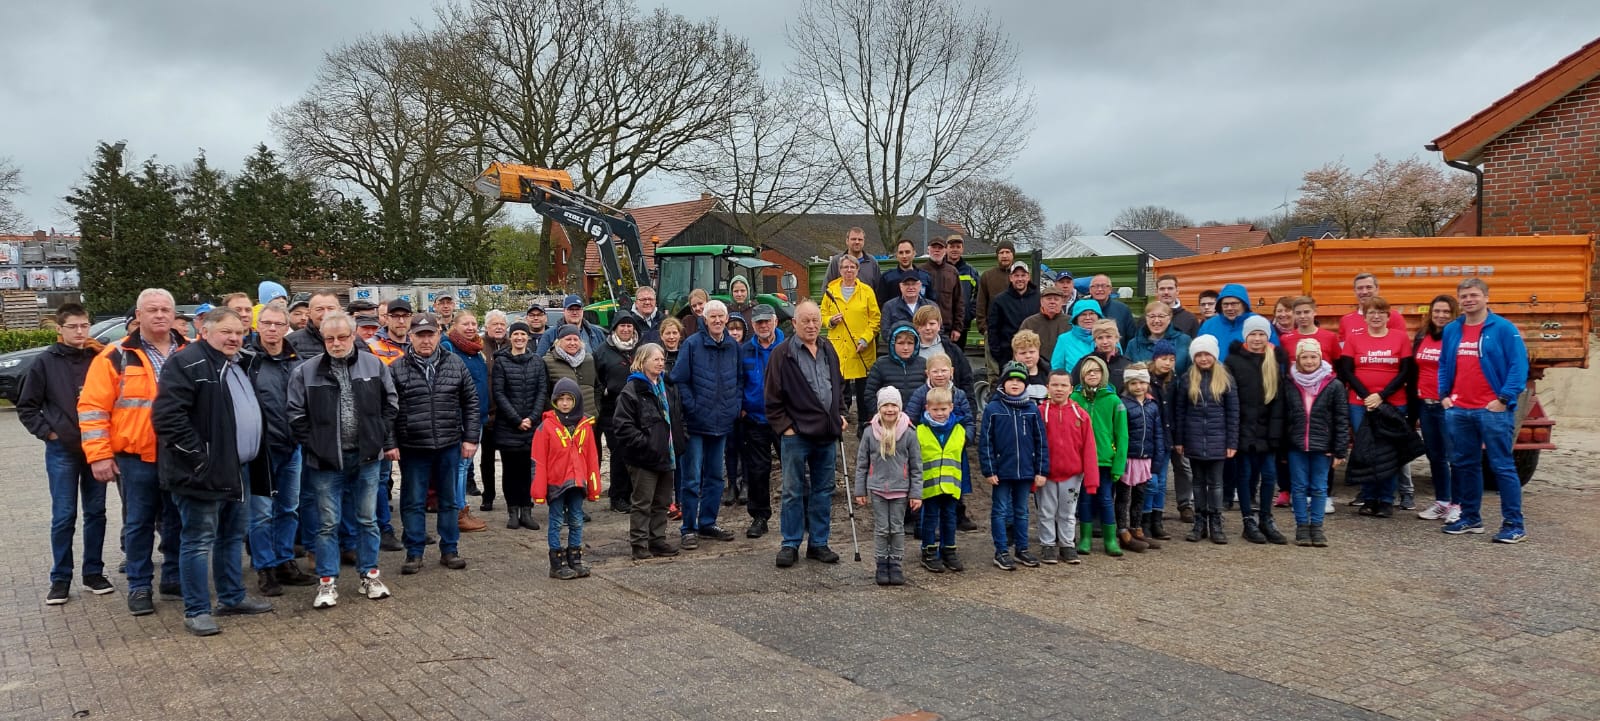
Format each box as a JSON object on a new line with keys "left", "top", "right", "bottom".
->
{"left": 78, "top": 331, "right": 188, "bottom": 464}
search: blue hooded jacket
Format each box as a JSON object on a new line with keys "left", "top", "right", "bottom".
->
{"left": 1195, "top": 283, "right": 1276, "bottom": 360}
{"left": 978, "top": 388, "right": 1049, "bottom": 481}
{"left": 1438, "top": 311, "right": 1528, "bottom": 408}
{"left": 441, "top": 338, "right": 490, "bottom": 428}
{"left": 1050, "top": 298, "right": 1103, "bottom": 372}
{"left": 740, "top": 328, "right": 785, "bottom": 423}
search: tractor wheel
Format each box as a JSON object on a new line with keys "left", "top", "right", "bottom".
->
{"left": 1483, "top": 449, "right": 1538, "bottom": 492}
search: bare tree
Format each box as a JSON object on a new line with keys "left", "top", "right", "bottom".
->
{"left": 1296, "top": 154, "right": 1472, "bottom": 238}
{"left": 1111, "top": 204, "right": 1193, "bottom": 230}
{"left": 0, "top": 157, "right": 26, "bottom": 233}
{"left": 422, "top": 0, "right": 758, "bottom": 287}
{"left": 674, "top": 80, "right": 841, "bottom": 247}
{"left": 788, "top": 0, "right": 1034, "bottom": 250}
{"left": 934, "top": 177, "right": 1045, "bottom": 248}
{"left": 1042, "top": 220, "right": 1087, "bottom": 253}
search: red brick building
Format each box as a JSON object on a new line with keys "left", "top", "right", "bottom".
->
{"left": 1430, "top": 36, "right": 1600, "bottom": 324}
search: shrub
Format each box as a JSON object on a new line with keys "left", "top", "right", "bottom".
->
{"left": 0, "top": 329, "right": 59, "bottom": 354}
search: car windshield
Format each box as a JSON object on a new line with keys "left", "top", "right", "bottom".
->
{"left": 92, "top": 318, "right": 128, "bottom": 343}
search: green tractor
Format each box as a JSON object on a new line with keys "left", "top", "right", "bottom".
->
{"left": 585, "top": 245, "right": 797, "bottom": 328}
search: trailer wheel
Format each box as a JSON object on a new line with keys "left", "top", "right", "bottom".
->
{"left": 1483, "top": 450, "right": 1538, "bottom": 492}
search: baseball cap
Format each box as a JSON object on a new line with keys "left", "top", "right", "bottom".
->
{"left": 436, "top": 292, "right": 454, "bottom": 301}
{"left": 289, "top": 293, "right": 311, "bottom": 311}
{"left": 347, "top": 300, "right": 377, "bottom": 314}
{"left": 750, "top": 304, "right": 777, "bottom": 322}
{"left": 1009, "top": 261, "right": 1030, "bottom": 274}
{"left": 355, "top": 314, "right": 380, "bottom": 328}
{"left": 927, "top": 236, "right": 947, "bottom": 248}
{"left": 898, "top": 274, "right": 923, "bottom": 284}
{"left": 946, "top": 235, "right": 964, "bottom": 245}
{"left": 563, "top": 294, "right": 584, "bottom": 308}
{"left": 387, "top": 298, "right": 412, "bottom": 314}
{"left": 525, "top": 303, "right": 546, "bottom": 316}
{"left": 1002, "top": 361, "right": 1029, "bottom": 382}
{"left": 409, "top": 313, "right": 442, "bottom": 334}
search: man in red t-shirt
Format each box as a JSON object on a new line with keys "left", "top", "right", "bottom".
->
{"left": 1439, "top": 278, "right": 1529, "bottom": 543}
{"left": 1279, "top": 296, "right": 1339, "bottom": 362}
{"left": 1338, "top": 273, "right": 1407, "bottom": 344}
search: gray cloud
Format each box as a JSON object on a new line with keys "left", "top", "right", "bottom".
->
{"left": 3, "top": 0, "right": 1598, "bottom": 238}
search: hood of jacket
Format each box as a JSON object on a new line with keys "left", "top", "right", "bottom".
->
{"left": 1217, "top": 283, "right": 1251, "bottom": 310}
{"left": 888, "top": 324, "right": 920, "bottom": 364}
{"left": 1069, "top": 298, "right": 1101, "bottom": 324}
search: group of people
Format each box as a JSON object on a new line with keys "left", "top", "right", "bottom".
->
{"left": 23, "top": 228, "right": 1534, "bottom": 618}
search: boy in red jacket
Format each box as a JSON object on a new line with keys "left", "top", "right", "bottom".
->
{"left": 1037, "top": 370, "right": 1098, "bottom": 565}
{"left": 534, "top": 378, "right": 601, "bottom": 580}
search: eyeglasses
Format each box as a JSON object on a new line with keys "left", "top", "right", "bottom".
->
{"left": 325, "top": 334, "right": 355, "bottom": 342}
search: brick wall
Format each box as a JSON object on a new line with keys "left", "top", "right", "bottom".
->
{"left": 1477, "top": 74, "right": 1600, "bottom": 327}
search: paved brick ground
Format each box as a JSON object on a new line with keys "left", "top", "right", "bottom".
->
{"left": 3, "top": 408, "right": 1597, "bottom": 721}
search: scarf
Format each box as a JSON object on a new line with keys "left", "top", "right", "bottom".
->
{"left": 628, "top": 371, "right": 673, "bottom": 462}
{"left": 995, "top": 387, "right": 1034, "bottom": 409}
{"left": 448, "top": 329, "right": 482, "bottom": 356}
{"left": 608, "top": 332, "right": 638, "bottom": 352}
{"left": 1291, "top": 360, "right": 1334, "bottom": 395}
{"left": 412, "top": 350, "right": 440, "bottom": 388}
{"left": 870, "top": 410, "right": 912, "bottom": 459}
{"left": 552, "top": 343, "right": 587, "bottom": 368}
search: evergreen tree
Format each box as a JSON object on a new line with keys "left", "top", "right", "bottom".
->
{"left": 176, "top": 151, "right": 229, "bottom": 298}
{"left": 67, "top": 143, "right": 187, "bottom": 313}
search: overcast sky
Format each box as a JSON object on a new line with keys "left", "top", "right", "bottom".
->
{"left": 4, "top": 1, "right": 1599, "bottom": 237}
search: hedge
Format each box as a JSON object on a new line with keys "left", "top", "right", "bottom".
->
{"left": 0, "top": 329, "right": 59, "bottom": 355}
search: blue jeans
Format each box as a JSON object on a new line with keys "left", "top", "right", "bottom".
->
{"left": 117, "top": 456, "right": 181, "bottom": 592}
{"left": 920, "top": 494, "right": 958, "bottom": 549}
{"left": 989, "top": 479, "right": 1032, "bottom": 555}
{"left": 1076, "top": 467, "right": 1116, "bottom": 526}
{"left": 377, "top": 459, "right": 395, "bottom": 535}
{"left": 306, "top": 455, "right": 382, "bottom": 578}
{"left": 1419, "top": 402, "right": 1454, "bottom": 504}
{"left": 400, "top": 446, "right": 463, "bottom": 556}
{"left": 1287, "top": 451, "right": 1333, "bottom": 525}
{"left": 47, "top": 441, "right": 107, "bottom": 583}
{"left": 680, "top": 433, "right": 728, "bottom": 534}
{"left": 173, "top": 493, "right": 248, "bottom": 618}
{"left": 546, "top": 489, "right": 585, "bottom": 549}
{"left": 248, "top": 447, "right": 301, "bottom": 570}
{"left": 779, "top": 434, "right": 836, "bottom": 549}
{"left": 1229, "top": 451, "right": 1276, "bottom": 520}
{"left": 1447, "top": 407, "right": 1524, "bottom": 530}
{"left": 1142, "top": 465, "right": 1168, "bottom": 512}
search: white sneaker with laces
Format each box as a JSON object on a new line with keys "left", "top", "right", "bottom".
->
{"left": 1443, "top": 504, "right": 1462, "bottom": 524}
{"left": 313, "top": 579, "right": 338, "bottom": 609}
{"left": 1324, "top": 498, "right": 1336, "bottom": 514}
{"left": 1417, "top": 501, "right": 1449, "bottom": 520}
{"left": 359, "top": 572, "right": 391, "bottom": 600}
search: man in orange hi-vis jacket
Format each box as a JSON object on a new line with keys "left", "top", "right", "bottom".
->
{"left": 78, "top": 288, "right": 188, "bottom": 617}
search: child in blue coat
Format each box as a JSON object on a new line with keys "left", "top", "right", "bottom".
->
{"left": 979, "top": 362, "right": 1049, "bottom": 571}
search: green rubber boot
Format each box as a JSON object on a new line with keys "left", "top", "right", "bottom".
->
{"left": 1102, "top": 524, "right": 1124, "bottom": 557}
{"left": 1076, "top": 522, "right": 1095, "bottom": 555}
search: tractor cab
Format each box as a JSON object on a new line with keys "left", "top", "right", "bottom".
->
{"left": 654, "top": 245, "right": 797, "bottom": 324}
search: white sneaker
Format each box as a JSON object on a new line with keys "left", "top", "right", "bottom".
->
{"left": 1324, "top": 498, "right": 1336, "bottom": 514}
{"left": 313, "top": 579, "right": 338, "bottom": 609}
{"left": 358, "top": 571, "right": 391, "bottom": 600}
{"left": 1443, "top": 504, "right": 1462, "bottom": 524}
{"left": 1417, "top": 501, "right": 1450, "bottom": 520}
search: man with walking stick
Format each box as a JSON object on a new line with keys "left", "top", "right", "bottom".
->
{"left": 766, "top": 301, "right": 848, "bottom": 568}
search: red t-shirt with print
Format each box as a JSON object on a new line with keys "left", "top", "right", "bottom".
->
{"left": 1344, "top": 330, "right": 1411, "bottom": 405}
{"left": 1280, "top": 327, "right": 1340, "bottom": 363}
{"left": 1449, "top": 322, "right": 1497, "bottom": 409}
{"left": 1414, "top": 334, "right": 1444, "bottom": 401}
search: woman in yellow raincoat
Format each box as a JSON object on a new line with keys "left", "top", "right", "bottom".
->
{"left": 820, "top": 253, "right": 881, "bottom": 423}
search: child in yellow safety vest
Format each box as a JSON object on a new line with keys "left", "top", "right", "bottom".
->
{"left": 915, "top": 386, "right": 966, "bottom": 574}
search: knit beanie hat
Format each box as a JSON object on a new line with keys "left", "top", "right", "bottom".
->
{"left": 1295, "top": 338, "right": 1322, "bottom": 358}
{"left": 877, "top": 386, "right": 902, "bottom": 409}
{"left": 1242, "top": 314, "right": 1272, "bottom": 338}
{"left": 1190, "top": 334, "right": 1220, "bottom": 361}
{"left": 556, "top": 324, "right": 580, "bottom": 339}
{"left": 509, "top": 321, "right": 532, "bottom": 337}
{"left": 1150, "top": 339, "right": 1177, "bottom": 358}
{"left": 1002, "top": 361, "right": 1030, "bottom": 382}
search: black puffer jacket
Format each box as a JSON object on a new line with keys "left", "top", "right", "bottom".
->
{"left": 1224, "top": 343, "right": 1287, "bottom": 454}
{"left": 1347, "top": 402, "right": 1425, "bottom": 486}
{"left": 1284, "top": 376, "right": 1350, "bottom": 455}
{"left": 1172, "top": 368, "right": 1239, "bottom": 461}
{"left": 594, "top": 340, "right": 636, "bottom": 432}
{"left": 17, "top": 342, "right": 99, "bottom": 453}
{"left": 151, "top": 342, "right": 271, "bottom": 501}
{"left": 492, "top": 349, "right": 548, "bottom": 446}
{"left": 389, "top": 349, "right": 480, "bottom": 450}
{"left": 611, "top": 374, "right": 687, "bottom": 472}
{"left": 242, "top": 338, "right": 302, "bottom": 455}
{"left": 863, "top": 351, "right": 927, "bottom": 410}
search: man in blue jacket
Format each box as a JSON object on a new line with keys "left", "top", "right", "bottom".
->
{"left": 738, "top": 305, "right": 785, "bottom": 539}
{"left": 1439, "top": 278, "right": 1530, "bottom": 543}
{"left": 1196, "top": 282, "right": 1277, "bottom": 360}
{"left": 668, "top": 300, "right": 743, "bottom": 549}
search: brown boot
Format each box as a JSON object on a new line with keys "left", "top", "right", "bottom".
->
{"left": 1131, "top": 526, "right": 1160, "bottom": 550}
{"left": 1117, "top": 528, "right": 1149, "bottom": 553}
{"left": 458, "top": 508, "right": 488, "bottom": 532}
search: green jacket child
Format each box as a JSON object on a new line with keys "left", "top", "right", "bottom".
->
{"left": 1070, "top": 355, "right": 1128, "bottom": 482}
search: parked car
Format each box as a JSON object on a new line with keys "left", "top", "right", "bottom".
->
{"left": 0, "top": 318, "right": 128, "bottom": 403}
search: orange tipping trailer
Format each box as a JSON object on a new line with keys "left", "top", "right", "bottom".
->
{"left": 1154, "top": 235, "right": 1596, "bottom": 487}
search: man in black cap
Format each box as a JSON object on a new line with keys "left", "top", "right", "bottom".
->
{"left": 376, "top": 299, "right": 411, "bottom": 348}
{"left": 987, "top": 261, "right": 1039, "bottom": 367}
{"left": 389, "top": 312, "right": 479, "bottom": 574}
{"left": 288, "top": 295, "right": 312, "bottom": 331}
{"left": 739, "top": 304, "right": 784, "bottom": 538}
{"left": 976, "top": 240, "right": 1017, "bottom": 368}
{"left": 880, "top": 273, "right": 938, "bottom": 346}
{"left": 523, "top": 303, "right": 549, "bottom": 338}
{"left": 431, "top": 293, "right": 456, "bottom": 320}
{"left": 536, "top": 294, "right": 607, "bottom": 356}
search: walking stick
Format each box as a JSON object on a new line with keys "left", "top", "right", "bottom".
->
{"left": 838, "top": 437, "right": 862, "bottom": 562}
{"left": 824, "top": 287, "right": 873, "bottom": 422}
